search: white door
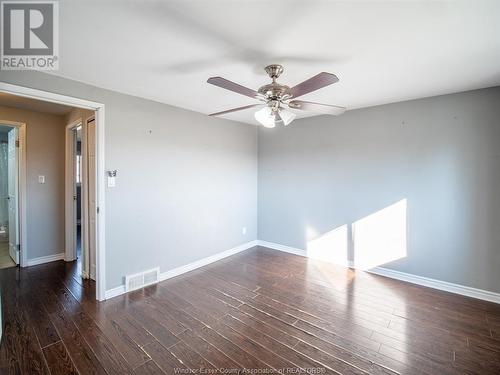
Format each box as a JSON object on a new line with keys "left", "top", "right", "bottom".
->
{"left": 7, "top": 128, "right": 19, "bottom": 264}
{"left": 87, "top": 119, "right": 96, "bottom": 280}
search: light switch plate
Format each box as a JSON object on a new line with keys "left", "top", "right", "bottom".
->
{"left": 38, "top": 175, "right": 45, "bottom": 184}
{"left": 107, "top": 176, "right": 116, "bottom": 187}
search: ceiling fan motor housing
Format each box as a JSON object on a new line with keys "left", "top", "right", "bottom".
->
{"left": 258, "top": 82, "right": 290, "bottom": 100}
{"left": 258, "top": 64, "right": 291, "bottom": 101}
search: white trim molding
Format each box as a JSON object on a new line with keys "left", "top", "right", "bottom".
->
{"left": 256, "top": 240, "right": 355, "bottom": 267}
{"left": 105, "top": 285, "right": 125, "bottom": 300}
{"left": 368, "top": 267, "right": 500, "bottom": 304}
{"left": 64, "top": 118, "right": 82, "bottom": 263}
{"left": 104, "top": 240, "right": 259, "bottom": 300}
{"left": 159, "top": 240, "right": 259, "bottom": 282}
{"left": 27, "top": 253, "right": 65, "bottom": 267}
{"left": 257, "top": 240, "right": 307, "bottom": 257}
{"left": 256, "top": 240, "right": 500, "bottom": 305}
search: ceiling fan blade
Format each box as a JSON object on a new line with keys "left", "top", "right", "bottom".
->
{"left": 288, "top": 100, "right": 346, "bottom": 115}
{"left": 288, "top": 72, "right": 339, "bottom": 98}
{"left": 209, "top": 104, "right": 262, "bottom": 117}
{"left": 207, "top": 77, "right": 261, "bottom": 99}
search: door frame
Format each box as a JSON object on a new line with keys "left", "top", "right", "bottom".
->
{"left": 0, "top": 82, "right": 107, "bottom": 301}
{"left": 64, "top": 119, "right": 81, "bottom": 264}
{"left": 85, "top": 116, "right": 96, "bottom": 280}
{"left": 0, "top": 120, "right": 26, "bottom": 267}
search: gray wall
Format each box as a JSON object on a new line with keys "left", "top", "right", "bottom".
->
{"left": 258, "top": 87, "right": 500, "bottom": 293}
{"left": 0, "top": 106, "right": 66, "bottom": 259}
{"left": 0, "top": 71, "right": 258, "bottom": 290}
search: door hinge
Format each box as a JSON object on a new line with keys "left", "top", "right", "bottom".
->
{"left": 17, "top": 244, "right": 20, "bottom": 252}
{"left": 15, "top": 140, "right": 20, "bottom": 148}
{"left": 97, "top": 207, "right": 100, "bottom": 214}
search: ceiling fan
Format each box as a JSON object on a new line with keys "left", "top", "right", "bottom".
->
{"left": 207, "top": 64, "right": 346, "bottom": 128}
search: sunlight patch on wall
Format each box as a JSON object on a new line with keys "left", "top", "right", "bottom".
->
{"left": 353, "top": 199, "right": 407, "bottom": 270}
{"left": 307, "top": 224, "right": 349, "bottom": 266}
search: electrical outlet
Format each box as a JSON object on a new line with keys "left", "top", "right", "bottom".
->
{"left": 242, "top": 227, "right": 247, "bottom": 235}
{"left": 38, "top": 175, "right": 45, "bottom": 184}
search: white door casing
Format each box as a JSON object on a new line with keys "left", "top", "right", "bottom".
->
{"left": 65, "top": 121, "right": 79, "bottom": 262}
{"left": 87, "top": 118, "right": 96, "bottom": 280}
{"left": 7, "top": 128, "right": 19, "bottom": 264}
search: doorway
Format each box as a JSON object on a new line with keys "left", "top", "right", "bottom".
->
{"left": 0, "top": 125, "right": 16, "bottom": 268}
{"left": 0, "top": 82, "right": 105, "bottom": 300}
{"left": 0, "top": 121, "right": 26, "bottom": 270}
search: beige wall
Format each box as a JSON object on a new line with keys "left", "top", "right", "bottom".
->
{"left": 0, "top": 105, "right": 66, "bottom": 260}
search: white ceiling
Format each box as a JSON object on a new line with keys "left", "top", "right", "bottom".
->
{"left": 53, "top": 0, "right": 500, "bottom": 125}
{"left": 0, "top": 93, "right": 74, "bottom": 115}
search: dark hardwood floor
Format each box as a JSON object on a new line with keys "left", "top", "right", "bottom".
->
{"left": 1, "top": 246, "right": 500, "bottom": 374}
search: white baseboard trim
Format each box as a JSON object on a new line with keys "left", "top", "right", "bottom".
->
{"left": 368, "top": 266, "right": 500, "bottom": 304}
{"left": 104, "top": 240, "right": 259, "bottom": 300}
{"left": 257, "top": 240, "right": 500, "bottom": 304}
{"left": 105, "top": 285, "right": 126, "bottom": 299}
{"left": 257, "top": 240, "right": 307, "bottom": 257}
{"left": 26, "top": 252, "right": 65, "bottom": 267}
{"left": 256, "top": 240, "right": 355, "bottom": 267}
{"left": 159, "top": 240, "right": 259, "bottom": 282}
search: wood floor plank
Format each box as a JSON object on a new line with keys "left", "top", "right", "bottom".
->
{"left": 70, "top": 309, "right": 135, "bottom": 375}
{"left": 142, "top": 340, "right": 187, "bottom": 373}
{"left": 0, "top": 287, "right": 50, "bottom": 375}
{"left": 110, "top": 313, "right": 155, "bottom": 347}
{"left": 22, "top": 292, "right": 61, "bottom": 348}
{"left": 49, "top": 308, "right": 108, "bottom": 375}
{"left": 131, "top": 298, "right": 187, "bottom": 335}
{"left": 42, "top": 341, "right": 79, "bottom": 375}
{"left": 168, "top": 341, "right": 218, "bottom": 370}
{"left": 221, "top": 314, "right": 339, "bottom": 375}
{"left": 190, "top": 325, "right": 275, "bottom": 371}
{"left": 230, "top": 305, "right": 401, "bottom": 375}
{"left": 92, "top": 313, "right": 152, "bottom": 369}
{"left": 127, "top": 304, "right": 179, "bottom": 349}
{"left": 133, "top": 360, "right": 166, "bottom": 375}
{"left": 177, "top": 329, "right": 243, "bottom": 370}
{"left": 206, "top": 320, "right": 297, "bottom": 371}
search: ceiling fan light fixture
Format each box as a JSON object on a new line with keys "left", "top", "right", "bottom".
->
{"left": 254, "top": 106, "right": 276, "bottom": 128}
{"left": 208, "top": 65, "right": 346, "bottom": 125}
{"left": 278, "top": 108, "right": 296, "bottom": 126}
